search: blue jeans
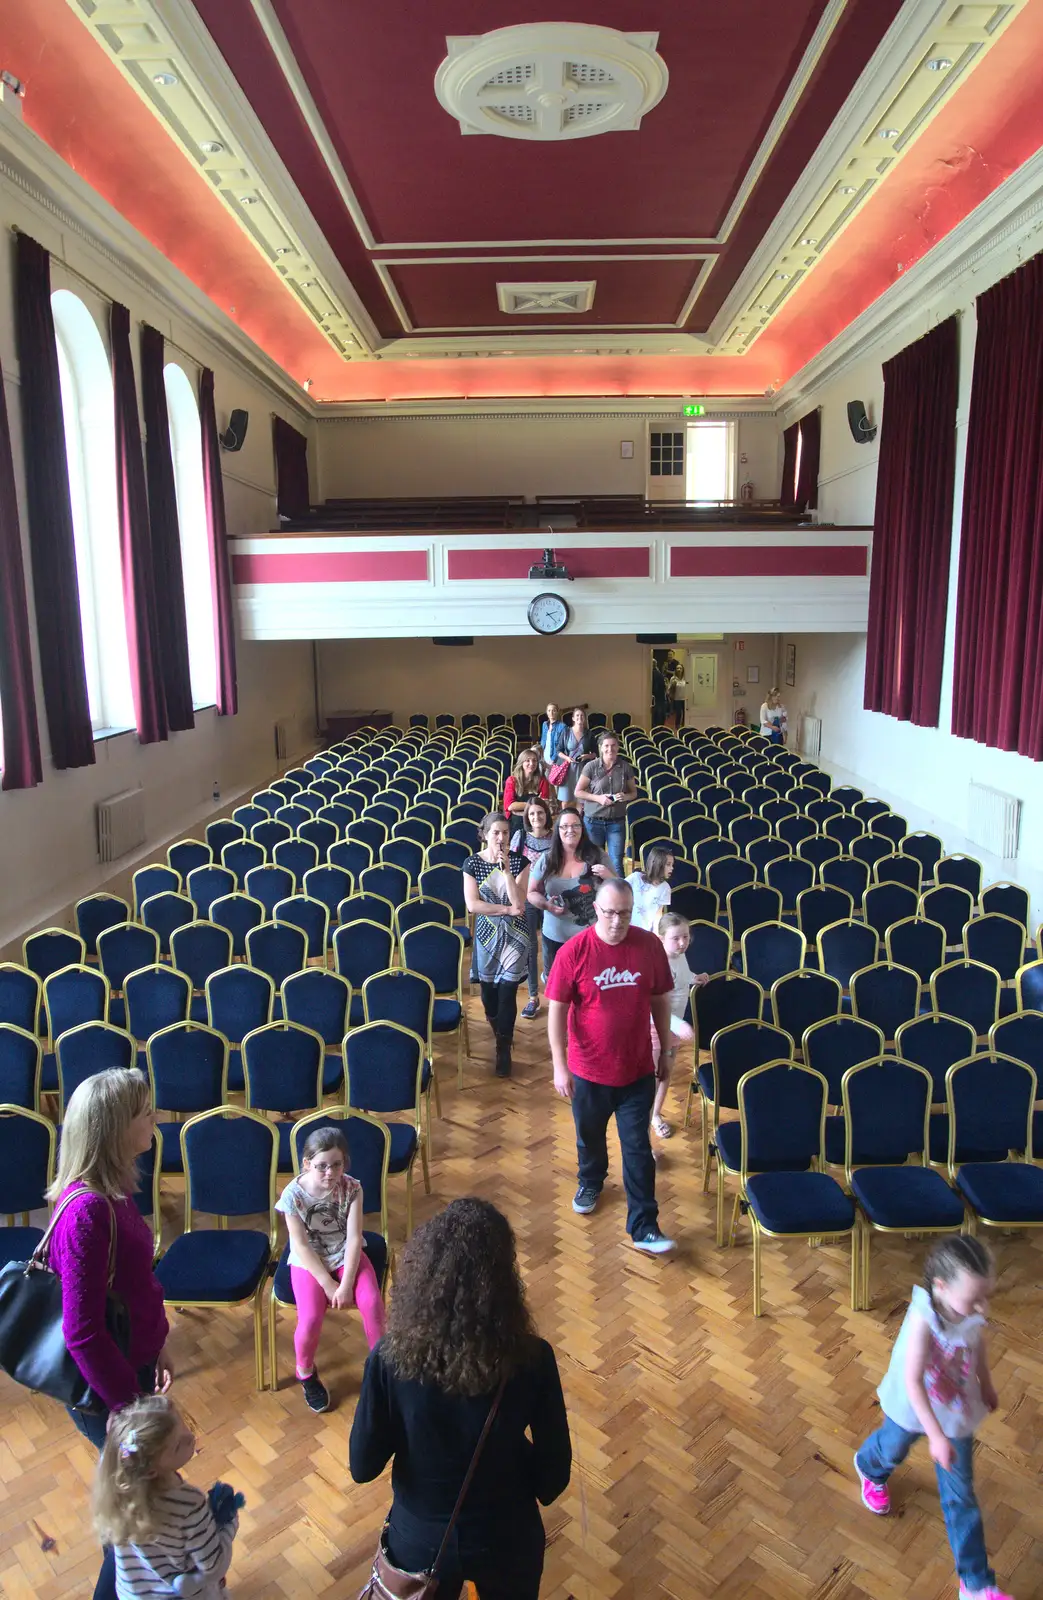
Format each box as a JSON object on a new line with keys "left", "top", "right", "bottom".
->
{"left": 585, "top": 816, "right": 625, "bottom": 877}
{"left": 856, "top": 1418, "right": 994, "bottom": 1592}
{"left": 571, "top": 1073, "right": 658, "bottom": 1237}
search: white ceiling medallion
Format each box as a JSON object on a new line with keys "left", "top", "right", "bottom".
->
{"left": 497, "top": 281, "right": 596, "bottom": 314}
{"left": 435, "top": 23, "right": 668, "bottom": 141}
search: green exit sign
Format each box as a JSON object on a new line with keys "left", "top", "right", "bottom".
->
{"left": 683, "top": 403, "right": 705, "bottom": 417}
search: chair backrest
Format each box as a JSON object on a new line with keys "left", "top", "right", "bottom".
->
{"left": 206, "top": 818, "right": 246, "bottom": 856}
{"left": 359, "top": 863, "right": 411, "bottom": 909}
{"left": 345, "top": 1020, "right": 425, "bottom": 1116}
{"left": 395, "top": 897, "right": 453, "bottom": 943}
{"left": 873, "top": 853, "right": 922, "bottom": 894}
{"left": 23, "top": 927, "right": 87, "bottom": 982}
{"left": 989, "top": 1009, "right": 1043, "bottom": 1075}
{"left": 738, "top": 1061, "right": 827, "bottom": 1174}
{"left": 764, "top": 855, "right": 815, "bottom": 913}
{"left": 711, "top": 1020, "right": 795, "bottom": 1111}
{"left": 946, "top": 1055, "right": 1036, "bottom": 1169}
{"left": 303, "top": 864, "right": 354, "bottom": 923}
{"left": 273, "top": 838, "right": 321, "bottom": 883}
{"left": 146, "top": 1021, "right": 228, "bottom": 1113}
{"left": 44, "top": 963, "right": 108, "bottom": 1041}
{"left": 936, "top": 853, "right": 983, "bottom": 901}
{"left": 338, "top": 892, "right": 396, "bottom": 932}
{"left": 820, "top": 855, "right": 870, "bottom": 902}
{"left": 274, "top": 895, "right": 330, "bottom": 960}
{"left": 281, "top": 967, "right": 352, "bottom": 1045}
{"left": 850, "top": 961, "right": 920, "bottom": 1042}
{"left": 220, "top": 839, "right": 267, "bottom": 890}
{"left": 56, "top": 1022, "right": 135, "bottom": 1117}
{"left": 169, "top": 921, "right": 234, "bottom": 991}
{"left": 334, "top": 920, "right": 397, "bottom": 988}
{"left": 205, "top": 964, "right": 275, "bottom": 1043}
{"left": 0, "top": 1105, "right": 55, "bottom": 1214}
{"left": 140, "top": 892, "right": 197, "bottom": 956}
{"left": 895, "top": 1011, "right": 976, "bottom": 1102}
{"left": 0, "top": 1023, "right": 43, "bottom": 1110}
{"left": 692, "top": 972, "right": 763, "bottom": 1055}
{"left": 168, "top": 839, "right": 212, "bottom": 879}
{"left": 884, "top": 916, "right": 946, "bottom": 986}
{"left": 727, "top": 884, "right": 783, "bottom": 941}
{"left": 803, "top": 1014, "right": 886, "bottom": 1102}
{"left": 740, "top": 922, "right": 806, "bottom": 989}
{"left": 362, "top": 968, "right": 434, "bottom": 1041}
{"left": 74, "top": 893, "right": 130, "bottom": 957}
{"left": 180, "top": 1108, "right": 277, "bottom": 1234}
{"left": 930, "top": 960, "right": 1000, "bottom": 1036}
{"left": 964, "top": 912, "right": 1025, "bottom": 982}
{"left": 123, "top": 964, "right": 191, "bottom": 1040}
{"left": 132, "top": 865, "right": 181, "bottom": 918}
{"left": 862, "top": 882, "right": 919, "bottom": 941}
{"left": 980, "top": 881, "right": 1029, "bottom": 928}
{"left": 817, "top": 919, "right": 879, "bottom": 991}
{"left": 920, "top": 884, "right": 975, "bottom": 945}
{"left": 399, "top": 924, "right": 465, "bottom": 995}
{"left": 1016, "top": 959, "right": 1043, "bottom": 1012}
{"left": 245, "top": 922, "right": 308, "bottom": 988}
{"left": 242, "top": 1022, "right": 324, "bottom": 1114}
{"left": 770, "top": 970, "right": 842, "bottom": 1047}
{"left": 185, "top": 864, "right": 237, "bottom": 920}
{"left": 0, "top": 964, "right": 41, "bottom": 1034}
{"left": 842, "top": 1058, "right": 931, "bottom": 1173}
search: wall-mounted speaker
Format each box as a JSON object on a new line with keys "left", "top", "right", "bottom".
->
{"left": 846, "top": 400, "right": 877, "bottom": 444}
{"left": 636, "top": 633, "right": 677, "bottom": 645}
{"left": 220, "top": 408, "right": 249, "bottom": 451}
{"left": 432, "top": 637, "right": 474, "bottom": 647}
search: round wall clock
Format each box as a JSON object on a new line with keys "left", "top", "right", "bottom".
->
{"left": 527, "top": 592, "right": 571, "bottom": 635}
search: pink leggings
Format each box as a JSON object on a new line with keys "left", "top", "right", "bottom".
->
{"left": 290, "top": 1253, "right": 386, "bottom": 1376}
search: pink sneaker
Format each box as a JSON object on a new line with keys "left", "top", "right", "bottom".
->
{"left": 959, "top": 1589, "right": 1014, "bottom": 1599}
{"left": 853, "top": 1454, "right": 890, "bottom": 1515}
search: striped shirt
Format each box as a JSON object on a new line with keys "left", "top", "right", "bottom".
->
{"left": 114, "top": 1478, "right": 237, "bottom": 1599}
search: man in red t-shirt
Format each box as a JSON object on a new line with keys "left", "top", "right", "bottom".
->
{"left": 545, "top": 878, "right": 676, "bottom": 1253}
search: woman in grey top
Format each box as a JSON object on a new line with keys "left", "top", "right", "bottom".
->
{"left": 573, "top": 733, "right": 637, "bottom": 878}
{"left": 526, "top": 806, "right": 614, "bottom": 975}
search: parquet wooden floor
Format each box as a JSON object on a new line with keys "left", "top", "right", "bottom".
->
{"left": 2, "top": 997, "right": 1043, "bottom": 1599}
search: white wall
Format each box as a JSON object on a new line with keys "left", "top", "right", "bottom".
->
{"left": 780, "top": 224, "right": 1043, "bottom": 894}
{"left": 314, "top": 414, "right": 780, "bottom": 506}
{"left": 0, "top": 166, "right": 317, "bottom": 945}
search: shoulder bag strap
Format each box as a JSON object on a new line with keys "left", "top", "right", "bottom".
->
{"left": 32, "top": 1187, "right": 118, "bottom": 1287}
{"left": 430, "top": 1376, "right": 507, "bottom": 1576}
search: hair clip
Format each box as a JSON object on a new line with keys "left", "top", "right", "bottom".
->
{"left": 119, "top": 1429, "right": 139, "bottom": 1460}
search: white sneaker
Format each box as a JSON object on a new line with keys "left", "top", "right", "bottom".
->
{"left": 632, "top": 1228, "right": 676, "bottom": 1254}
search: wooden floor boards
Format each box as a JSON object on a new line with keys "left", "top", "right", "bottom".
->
{"left": 2, "top": 997, "right": 1042, "bottom": 1599}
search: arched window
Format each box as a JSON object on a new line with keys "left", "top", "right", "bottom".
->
{"left": 51, "top": 290, "right": 134, "bottom": 733}
{"left": 164, "top": 362, "right": 217, "bottom": 708}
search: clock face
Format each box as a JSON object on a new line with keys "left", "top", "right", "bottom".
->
{"left": 527, "top": 592, "right": 570, "bottom": 635}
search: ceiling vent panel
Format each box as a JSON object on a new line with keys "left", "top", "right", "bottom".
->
{"left": 497, "top": 281, "right": 597, "bottom": 315}
{"left": 435, "top": 23, "right": 668, "bottom": 141}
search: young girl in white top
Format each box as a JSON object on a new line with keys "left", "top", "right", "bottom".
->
{"left": 627, "top": 843, "right": 674, "bottom": 932}
{"left": 93, "top": 1395, "right": 242, "bottom": 1600}
{"left": 275, "top": 1126, "right": 386, "bottom": 1414}
{"left": 854, "top": 1236, "right": 1010, "bottom": 1600}
{"left": 649, "top": 911, "right": 709, "bottom": 1141}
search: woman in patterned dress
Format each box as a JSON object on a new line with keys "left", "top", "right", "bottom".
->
{"left": 462, "top": 812, "right": 531, "bottom": 1078}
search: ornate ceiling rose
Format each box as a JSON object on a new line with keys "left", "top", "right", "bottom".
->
{"left": 434, "top": 23, "right": 669, "bottom": 141}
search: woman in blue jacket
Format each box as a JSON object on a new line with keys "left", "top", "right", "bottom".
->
{"left": 538, "top": 702, "right": 569, "bottom": 779}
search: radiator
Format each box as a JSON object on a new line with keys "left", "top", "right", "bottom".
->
{"left": 273, "top": 719, "right": 291, "bottom": 762}
{"left": 96, "top": 787, "right": 146, "bottom": 863}
{"left": 967, "top": 781, "right": 1021, "bottom": 859}
{"left": 800, "top": 714, "right": 822, "bottom": 762}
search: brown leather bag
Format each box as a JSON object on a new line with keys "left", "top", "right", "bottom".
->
{"left": 356, "top": 1379, "right": 506, "bottom": 1600}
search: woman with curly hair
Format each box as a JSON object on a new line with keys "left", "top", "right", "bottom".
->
{"left": 349, "top": 1198, "right": 571, "bottom": 1599}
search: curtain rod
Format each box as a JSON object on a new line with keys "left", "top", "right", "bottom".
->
{"left": 11, "top": 221, "right": 210, "bottom": 375}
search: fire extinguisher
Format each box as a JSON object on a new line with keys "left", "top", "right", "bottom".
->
{"left": 739, "top": 478, "right": 754, "bottom": 505}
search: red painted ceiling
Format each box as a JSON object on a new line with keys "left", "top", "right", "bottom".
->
{"left": 4, "top": 0, "right": 1043, "bottom": 401}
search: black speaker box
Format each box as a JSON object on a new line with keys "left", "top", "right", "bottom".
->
{"left": 432, "top": 637, "right": 474, "bottom": 647}
{"left": 636, "top": 633, "right": 677, "bottom": 645}
{"left": 846, "top": 400, "right": 877, "bottom": 444}
{"left": 220, "top": 408, "right": 249, "bottom": 451}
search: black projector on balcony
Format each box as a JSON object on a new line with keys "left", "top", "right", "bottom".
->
{"left": 528, "top": 547, "right": 574, "bottom": 581}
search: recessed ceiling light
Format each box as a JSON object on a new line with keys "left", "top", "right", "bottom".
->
{"left": 926, "top": 57, "right": 952, "bottom": 71}
{"left": 275, "top": 246, "right": 294, "bottom": 256}
{"left": 200, "top": 139, "right": 224, "bottom": 155}
{"left": 302, "top": 280, "right": 318, "bottom": 288}
{"left": 775, "top": 272, "right": 790, "bottom": 281}
{"left": 152, "top": 71, "right": 178, "bottom": 87}
{"left": 877, "top": 127, "right": 900, "bottom": 138}
{"left": 838, "top": 185, "right": 857, "bottom": 195}
{"left": 758, "top": 303, "right": 769, "bottom": 311}
{"left": 239, "top": 194, "right": 258, "bottom": 205}
{"left": 800, "top": 236, "right": 816, "bottom": 246}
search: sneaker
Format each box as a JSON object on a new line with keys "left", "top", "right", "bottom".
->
{"left": 632, "top": 1228, "right": 676, "bottom": 1254}
{"left": 299, "top": 1370, "right": 330, "bottom": 1413}
{"left": 521, "top": 997, "right": 540, "bottom": 1019}
{"left": 959, "top": 1589, "right": 1014, "bottom": 1599}
{"left": 854, "top": 1454, "right": 890, "bottom": 1515}
{"left": 572, "top": 1186, "right": 600, "bottom": 1214}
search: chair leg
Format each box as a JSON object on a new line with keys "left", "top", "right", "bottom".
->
{"left": 253, "top": 1286, "right": 265, "bottom": 1391}
{"left": 701, "top": 1100, "right": 712, "bottom": 1194}
{"left": 431, "top": 1063, "right": 442, "bottom": 1119}
{"left": 715, "top": 1156, "right": 727, "bottom": 1248}
{"left": 420, "top": 1133, "right": 430, "bottom": 1195}
{"left": 405, "top": 1166, "right": 414, "bottom": 1237}
{"left": 861, "top": 1227, "right": 871, "bottom": 1311}
{"left": 729, "top": 1192, "right": 741, "bottom": 1247}
{"left": 752, "top": 1221, "right": 762, "bottom": 1316}
{"left": 267, "top": 1288, "right": 278, "bottom": 1392}
{"left": 851, "top": 1229, "right": 861, "bottom": 1312}
{"left": 462, "top": 1011, "right": 471, "bottom": 1059}
{"left": 456, "top": 1028, "right": 464, "bottom": 1090}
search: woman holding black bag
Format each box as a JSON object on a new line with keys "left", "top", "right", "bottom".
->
{"left": 47, "top": 1068, "right": 173, "bottom": 1600}
{"left": 350, "top": 1198, "right": 571, "bottom": 1600}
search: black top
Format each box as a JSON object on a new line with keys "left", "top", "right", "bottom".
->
{"left": 349, "top": 1337, "right": 571, "bottom": 1526}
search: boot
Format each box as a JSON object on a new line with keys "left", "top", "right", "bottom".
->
{"left": 494, "top": 1034, "right": 512, "bottom": 1077}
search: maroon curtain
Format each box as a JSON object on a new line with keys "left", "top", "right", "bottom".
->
{"left": 780, "top": 422, "right": 799, "bottom": 508}
{"left": 140, "top": 326, "right": 194, "bottom": 731}
{"left": 15, "top": 232, "right": 95, "bottom": 770}
{"left": 793, "top": 408, "right": 820, "bottom": 513}
{"left": 0, "top": 361, "right": 43, "bottom": 788}
{"left": 273, "top": 415, "right": 310, "bottom": 520}
{"left": 952, "top": 256, "right": 1043, "bottom": 757}
{"left": 111, "top": 303, "right": 167, "bottom": 744}
{"left": 199, "top": 369, "right": 238, "bottom": 716}
{"left": 864, "top": 319, "right": 958, "bottom": 727}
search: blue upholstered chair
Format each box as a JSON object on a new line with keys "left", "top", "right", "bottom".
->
{"left": 273, "top": 838, "right": 320, "bottom": 886}
{"left": 803, "top": 1014, "right": 886, "bottom": 1111}
{"left": 345, "top": 1021, "right": 427, "bottom": 1235}
{"left": 131, "top": 865, "right": 180, "bottom": 920}
{"left": 123, "top": 965, "right": 191, "bottom": 1045}
{"left": 205, "top": 965, "right": 274, "bottom": 1092}
{"left": 170, "top": 922, "right": 233, "bottom": 1023}
{"left": 885, "top": 916, "right": 946, "bottom": 993}
{"left": 206, "top": 818, "right": 246, "bottom": 857}
{"left": 74, "top": 893, "right": 130, "bottom": 959}
{"left": 817, "top": 920, "right": 879, "bottom": 994}
{"left": 947, "top": 1056, "right": 1043, "bottom": 1235}
{"left": 245, "top": 923, "right": 308, "bottom": 993}
{"left": 684, "top": 971, "right": 763, "bottom": 1142}
{"left": 820, "top": 856, "right": 870, "bottom": 904}
{"left": 843, "top": 1059, "right": 965, "bottom": 1309}
{"left": 730, "top": 1061, "right": 857, "bottom": 1315}
{"left": 0, "top": 1023, "right": 43, "bottom": 1111}
{"left": 209, "top": 893, "right": 265, "bottom": 961}
{"left": 155, "top": 1108, "right": 278, "bottom": 1388}
{"left": 850, "top": 962, "right": 920, "bottom": 1045}
{"left": 707, "top": 1020, "right": 795, "bottom": 1245}
{"left": 281, "top": 968, "right": 351, "bottom": 1095}
{"left": 765, "top": 856, "right": 815, "bottom": 919}
{"left": 221, "top": 840, "right": 266, "bottom": 892}
{"left": 920, "top": 885, "right": 976, "bottom": 949}
{"left": 274, "top": 896, "right": 330, "bottom": 963}
{"left": 362, "top": 968, "right": 438, "bottom": 1128}
{"left": 146, "top": 1021, "right": 229, "bottom": 1172}
{"left": 168, "top": 839, "right": 212, "bottom": 880}
{"left": 56, "top": 1021, "right": 135, "bottom": 1118}
{"left": 141, "top": 892, "right": 196, "bottom": 959}
{"left": 399, "top": 925, "right": 469, "bottom": 1088}
{"left": 0, "top": 965, "right": 41, "bottom": 1035}
{"left": 0, "top": 1106, "right": 55, "bottom": 1271}
{"left": 186, "top": 864, "right": 237, "bottom": 920}
{"left": 727, "top": 885, "right": 783, "bottom": 945}
{"left": 770, "top": 971, "right": 842, "bottom": 1056}
{"left": 24, "top": 928, "right": 86, "bottom": 985}
{"left": 873, "top": 853, "right": 922, "bottom": 894}
{"left": 333, "top": 921, "right": 397, "bottom": 1029}
{"left": 242, "top": 1022, "right": 325, "bottom": 1173}
{"left": 930, "top": 960, "right": 1000, "bottom": 1040}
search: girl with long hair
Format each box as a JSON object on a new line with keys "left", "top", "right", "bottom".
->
{"left": 526, "top": 805, "right": 614, "bottom": 975}
{"left": 350, "top": 1198, "right": 571, "bottom": 1600}
{"left": 462, "top": 812, "right": 530, "bottom": 1075}
{"left": 557, "top": 706, "right": 599, "bottom": 804}
{"left": 512, "top": 795, "right": 554, "bottom": 1019}
{"left": 502, "top": 748, "right": 550, "bottom": 817}
{"left": 626, "top": 842, "right": 675, "bottom": 931}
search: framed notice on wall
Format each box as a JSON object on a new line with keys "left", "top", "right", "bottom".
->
{"left": 785, "top": 643, "right": 796, "bottom": 687}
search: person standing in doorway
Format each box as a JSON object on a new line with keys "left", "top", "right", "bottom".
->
{"left": 651, "top": 657, "right": 668, "bottom": 727}
{"left": 573, "top": 733, "right": 637, "bottom": 878}
{"left": 545, "top": 878, "right": 676, "bottom": 1254}
{"left": 759, "top": 687, "right": 789, "bottom": 745}
{"left": 669, "top": 658, "right": 689, "bottom": 727}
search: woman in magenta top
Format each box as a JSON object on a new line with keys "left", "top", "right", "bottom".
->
{"left": 47, "top": 1067, "right": 173, "bottom": 1599}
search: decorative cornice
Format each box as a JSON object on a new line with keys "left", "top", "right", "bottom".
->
{"left": 313, "top": 402, "right": 776, "bottom": 423}
{"left": 774, "top": 143, "right": 1043, "bottom": 417}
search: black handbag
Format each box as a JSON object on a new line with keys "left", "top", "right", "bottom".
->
{"left": 0, "top": 1186, "right": 130, "bottom": 1414}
